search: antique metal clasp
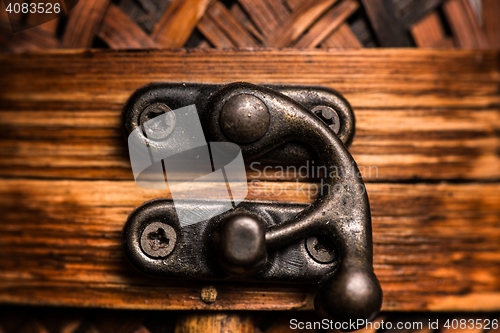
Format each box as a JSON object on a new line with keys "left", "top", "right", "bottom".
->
{"left": 122, "top": 82, "right": 382, "bottom": 330}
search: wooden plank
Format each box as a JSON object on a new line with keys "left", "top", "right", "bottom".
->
{"left": 0, "top": 107, "right": 498, "bottom": 181}
{"left": 322, "top": 23, "right": 362, "bottom": 49}
{"left": 175, "top": 313, "right": 254, "bottom": 333}
{"left": 265, "top": 0, "right": 338, "bottom": 47}
{"left": 197, "top": 14, "right": 235, "bottom": 48}
{"left": 0, "top": 0, "right": 23, "bottom": 29}
{"left": 61, "top": 0, "right": 110, "bottom": 48}
{"left": 0, "top": 21, "right": 59, "bottom": 52}
{"left": 410, "top": 12, "right": 453, "bottom": 48}
{"left": 459, "top": 0, "right": 489, "bottom": 48}
{"left": 0, "top": 49, "right": 498, "bottom": 181}
{"left": 0, "top": 49, "right": 499, "bottom": 312}
{"left": 204, "top": 1, "right": 259, "bottom": 48}
{"left": 97, "top": 4, "right": 157, "bottom": 49}
{"left": 0, "top": 49, "right": 496, "bottom": 109}
{"left": 295, "top": 0, "right": 359, "bottom": 49}
{"left": 24, "top": 14, "right": 60, "bottom": 36}
{"left": 0, "top": 8, "right": 58, "bottom": 52}
{"left": 36, "top": 18, "right": 60, "bottom": 36}
{"left": 118, "top": 0, "right": 156, "bottom": 33}
{"left": 229, "top": 2, "right": 264, "bottom": 42}
{"left": 360, "top": 0, "right": 413, "bottom": 47}
{"left": 444, "top": 0, "right": 475, "bottom": 48}
{"left": 151, "top": 0, "right": 213, "bottom": 48}
{"left": 443, "top": 0, "right": 488, "bottom": 49}
{"left": 0, "top": 180, "right": 498, "bottom": 311}
{"left": 483, "top": 0, "right": 500, "bottom": 49}
{"left": 263, "top": 0, "right": 290, "bottom": 24}
{"left": 285, "top": 0, "right": 302, "bottom": 11}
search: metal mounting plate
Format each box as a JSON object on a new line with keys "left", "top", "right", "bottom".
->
{"left": 122, "top": 83, "right": 356, "bottom": 165}
{"left": 124, "top": 200, "right": 338, "bottom": 283}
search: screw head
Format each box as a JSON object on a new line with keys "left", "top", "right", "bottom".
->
{"left": 306, "top": 236, "right": 337, "bottom": 264}
{"left": 312, "top": 105, "right": 340, "bottom": 134}
{"left": 140, "top": 103, "right": 175, "bottom": 140}
{"left": 140, "top": 222, "right": 177, "bottom": 258}
{"left": 220, "top": 94, "right": 270, "bottom": 144}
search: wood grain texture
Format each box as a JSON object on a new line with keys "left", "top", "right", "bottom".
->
{"left": 410, "top": 12, "right": 453, "bottom": 48}
{"left": 197, "top": 14, "right": 235, "bottom": 48}
{"left": 25, "top": 14, "right": 59, "bottom": 36}
{"left": 202, "top": 2, "right": 259, "bottom": 48}
{"left": 265, "top": 0, "right": 338, "bottom": 47}
{"left": 483, "top": 0, "right": 500, "bottom": 49}
{"left": 295, "top": 0, "right": 359, "bottom": 49}
{"left": 0, "top": 8, "right": 59, "bottom": 52}
{"left": 458, "top": 0, "right": 489, "bottom": 49}
{"left": 229, "top": 3, "right": 264, "bottom": 43}
{"left": 237, "top": 0, "right": 281, "bottom": 38}
{"left": 97, "top": 4, "right": 157, "bottom": 49}
{"left": 0, "top": 22, "right": 59, "bottom": 52}
{"left": 152, "top": 0, "right": 213, "bottom": 48}
{"left": 175, "top": 312, "right": 253, "bottom": 333}
{"left": 285, "top": 0, "right": 302, "bottom": 11}
{"left": 0, "top": 49, "right": 499, "bottom": 311}
{"left": 61, "top": 0, "right": 110, "bottom": 48}
{"left": 263, "top": 0, "right": 289, "bottom": 24}
{"left": 0, "top": 179, "right": 498, "bottom": 310}
{"left": 322, "top": 23, "right": 362, "bottom": 49}
{"left": 443, "top": 0, "right": 489, "bottom": 49}
{"left": 0, "top": 50, "right": 498, "bottom": 181}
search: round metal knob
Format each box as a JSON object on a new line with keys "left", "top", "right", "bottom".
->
{"left": 220, "top": 94, "right": 270, "bottom": 143}
{"left": 314, "top": 266, "right": 383, "bottom": 331}
{"left": 214, "top": 214, "right": 267, "bottom": 276}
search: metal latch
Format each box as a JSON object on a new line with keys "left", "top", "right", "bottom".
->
{"left": 122, "top": 82, "right": 382, "bottom": 329}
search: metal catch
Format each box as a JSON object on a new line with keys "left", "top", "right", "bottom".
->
{"left": 122, "top": 82, "right": 382, "bottom": 330}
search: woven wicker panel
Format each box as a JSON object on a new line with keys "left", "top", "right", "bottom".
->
{"left": 1, "top": 0, "right": 499, "bottom": 52}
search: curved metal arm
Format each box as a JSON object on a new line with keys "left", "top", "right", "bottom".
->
{"left": 205, "top": 83, "right": 382, "bottom": 326}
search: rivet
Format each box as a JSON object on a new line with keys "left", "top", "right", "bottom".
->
{"left": 220, "top": 94, "right": 270, "bottom": 143}
{"left": 200, "top": 286, "right": 218, "bottom": 304}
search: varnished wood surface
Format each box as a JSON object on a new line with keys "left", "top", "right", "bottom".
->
{"left": 174, "top": 312, "right": 254, "bottom": 333}
{"left": 0, "top": 49, "right": 499, "bottom": 311}
{"left": 0, "top": 49, "right": 498, "bottom": 181}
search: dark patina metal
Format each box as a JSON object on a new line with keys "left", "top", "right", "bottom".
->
{"left": 220, "top": 93, "right": 270, "bottom": 143}
{"left": 306, "top": 235, "right": 337, "bottom": 264}
{"left": 312, "top": 105, "right": 341, "bottom": 134}
{"left": 213, "top": 214, "right": 268, "bottom": 276}
{"left": 139, "top": 221, "right": 177, "bottom": 258}
{"left": 122, "top": 82, "right": 382, "bottom": 330}
{"left": 139, "top": 102, "right": 174, "bottom": 140}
